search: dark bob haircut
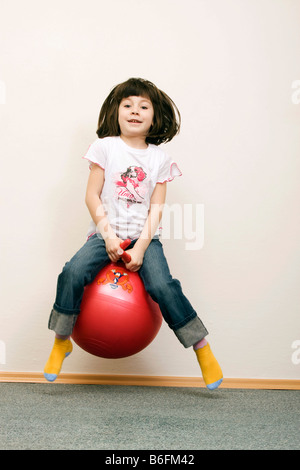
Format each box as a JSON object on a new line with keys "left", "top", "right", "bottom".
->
{"left": 96, "top": 78, "right": 181, "bottom": 145}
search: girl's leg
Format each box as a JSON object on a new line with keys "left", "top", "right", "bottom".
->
{"left": 139, "top": 239, "right": 223, "bottom": 390}
{"left": 44, "top": 234, "right": 110, "bottom": 382}
{"left": 139, "top": 239, "right": 207, "bottom": 343}
{"left": 50, "top": 235, "right": 110, "bottom": 325}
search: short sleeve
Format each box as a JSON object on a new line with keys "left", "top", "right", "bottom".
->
{"left": 157, "top": 154, "right": 182, "bottom": 183}
{"left": 83, "top": 139, "right": 106, "bottom": 169}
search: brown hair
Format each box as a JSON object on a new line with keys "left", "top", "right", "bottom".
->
{"left": 96, "top": 78, "right": 181, "bottom": 145}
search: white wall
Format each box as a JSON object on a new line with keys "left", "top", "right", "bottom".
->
{"left": 1, "top": 0, "right": 299, "bottom": 380}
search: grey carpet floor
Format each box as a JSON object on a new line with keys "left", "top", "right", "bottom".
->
{"left": 0, "top": 383, "right": 299, "bottom": 450}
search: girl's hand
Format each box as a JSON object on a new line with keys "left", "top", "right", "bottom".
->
{"left": 124, "top": 246, "right": 145, "bottom": 272}
{"left": 105, "top": 237, "right": 124, "bottom": 263}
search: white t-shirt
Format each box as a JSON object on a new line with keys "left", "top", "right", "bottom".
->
{"left": 83, "top": 136, "right": 181, "bottom": 240}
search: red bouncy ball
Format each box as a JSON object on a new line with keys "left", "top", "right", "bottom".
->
{"left": 71, "top": 241, "right": 162, "bottom": 359}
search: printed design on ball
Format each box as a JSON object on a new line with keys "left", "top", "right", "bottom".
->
{"left": 97, "top": 267, "right": 133, "bottom": 293}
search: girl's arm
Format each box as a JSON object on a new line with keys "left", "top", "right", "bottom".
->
{"left": 125, "top": 182, "right": 167, "bottom": 272}
{"left": 85, "top": 163, "right": 122, "bottom": 262}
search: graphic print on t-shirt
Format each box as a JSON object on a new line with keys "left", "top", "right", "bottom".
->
{"left": 115, "top": 166, "right": 148, "bottom": 205}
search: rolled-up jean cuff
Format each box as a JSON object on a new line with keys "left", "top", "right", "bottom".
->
{"left": 174, "top": 316, "right": 209, "bottom": 348}
{"left": 53, "top": 302, "right": 81, "bottom": 315}
{"left": 48, "top": 309, "right": 78, "bottom": 336}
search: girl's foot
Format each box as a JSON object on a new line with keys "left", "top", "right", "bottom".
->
{"left": 44, "top": 338, "right": 73, "bottom": 382}
{"left": 194, "top": 343, "right": 223, "bottom": 390}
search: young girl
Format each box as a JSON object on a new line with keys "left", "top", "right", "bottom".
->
{"left": 44, "top": 77, "right": 223, "bottom": 390}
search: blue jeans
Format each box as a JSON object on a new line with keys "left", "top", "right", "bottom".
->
{"left": 48, "top": 235, "right": 208, "bottom": 348}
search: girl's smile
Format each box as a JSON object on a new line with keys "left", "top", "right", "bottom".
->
{"left": 128, "top": 119, "right": 142, "bottom": 123}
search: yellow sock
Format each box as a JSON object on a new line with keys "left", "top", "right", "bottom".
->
{"left": 195, "top": 343, "right": 223, "bottom": 390}
{"left": 44, "top": 338, "right": 73, "bottom": 382}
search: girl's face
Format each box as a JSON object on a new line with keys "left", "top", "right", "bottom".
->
{"left": 118, "top": 95, "right": 154, "bottom": 141}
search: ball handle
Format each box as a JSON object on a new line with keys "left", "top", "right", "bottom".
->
{"left": 120, "top": 239, "right": 132, "bottom": 263}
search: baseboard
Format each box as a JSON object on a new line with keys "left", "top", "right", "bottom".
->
{"left": 0, "top": 372, "right": 299, "bottom": 390}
